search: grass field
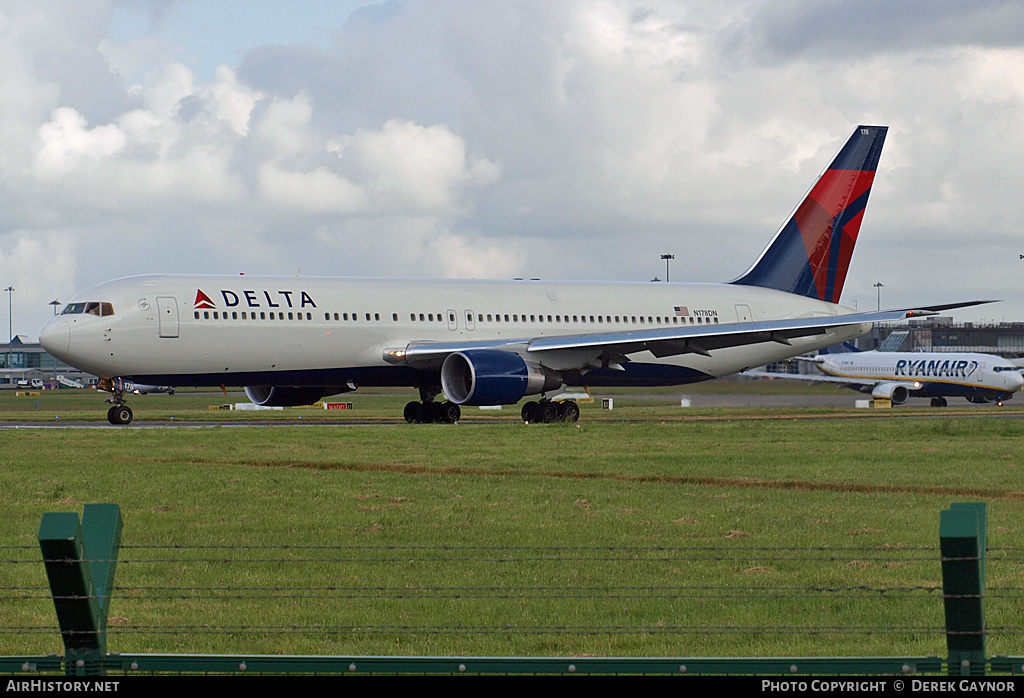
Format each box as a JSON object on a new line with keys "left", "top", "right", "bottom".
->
{"left": 2, "top": 386, "right": 1023, "bottom": 660}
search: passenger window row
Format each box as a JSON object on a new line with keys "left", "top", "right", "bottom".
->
{"left": 474, "top": 313, "right": 717, "bottom": 325}
{"left": 194, "top": 311, "right": 314, "bottom": 321}
{"left": 64, "top": 302, "right": 718, "bottom": 327}
{"left": 191, "top": 309, "right": 720, "bottom": 326}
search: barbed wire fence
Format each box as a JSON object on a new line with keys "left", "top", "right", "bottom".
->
{"left": 4, "top": 545, "right": 1022, "bottom": 642}
{"left": 1, "top": 503, "right": 1020, "bottom": 675}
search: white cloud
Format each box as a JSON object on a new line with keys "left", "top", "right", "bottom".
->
{"left": 257, "top": 163, "right": 368, "bottom": 214}
{"left": 329, "top": 119, "right": 500, "bottom": 213}
{"left": 98, "top": 35, "right": 180, "bottom": 82}
{"left": 200, "top": 66, "right": 262, "bottom": 136}
{"left": 426, "top": 232, "right": 525, "bottom": 280}
{"left": 0, "top": 232, "right": 81, "bottom": 333}
{"left": 126, "top": 60, "right": 196, "bottom": 118}
{"left": 33, "top": 107, "right": 126, "bottom": 177}
{"left": 252, "top": 90, "right": 316, "bottom": 159}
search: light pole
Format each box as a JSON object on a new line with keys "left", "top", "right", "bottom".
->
{"left": 4, "top": 286, "right": 12, "bottom": 343}
{"left": 48, "top": 299, "right": 60, "bottom": 384}
{"left": 4, "top": 287, "right": 11, "bottom": 386}
{"left": 874, "top": 282, "right": 884, "bottom": 311}
{"left": 661, "top": 254, "right": 675, "bottom": 282}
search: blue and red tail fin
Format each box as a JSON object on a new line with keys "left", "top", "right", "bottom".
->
{"left": 731, "top": 125, "right": 887, "bottom": 303}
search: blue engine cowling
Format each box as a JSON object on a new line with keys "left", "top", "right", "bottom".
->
{"left": 441, "top": 350, "right": 563, "bottom": 406}
{"left": 244, "top": 386, "right": 338, "bottom": 407}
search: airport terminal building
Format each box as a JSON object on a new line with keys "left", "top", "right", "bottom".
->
{"left": 871, "top": 318, "right": 1024, "bottom": 354}
{"left": 0, "top": 336, "right": 92, "bottom": 389}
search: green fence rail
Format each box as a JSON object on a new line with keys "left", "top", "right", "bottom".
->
{"left": 1, "top": 502, "right": 1021, "bottom": 676}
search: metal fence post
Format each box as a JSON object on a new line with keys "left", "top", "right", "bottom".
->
{"left": 940, "top": 502, "right": 986, "bottom": 676}
{"left": 38, "top": 504, "right": 122, "bottom": 676}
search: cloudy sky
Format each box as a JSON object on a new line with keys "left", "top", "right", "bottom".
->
{"left": 3, "top": 0, "right": 1024, "bottom": 337}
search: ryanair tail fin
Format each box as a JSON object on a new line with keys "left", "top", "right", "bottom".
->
{"left": 731, "top": 125, "right": 888, "bottom": 303}
{"left": 819, "top": 341, "right": 862, "bottom": 355}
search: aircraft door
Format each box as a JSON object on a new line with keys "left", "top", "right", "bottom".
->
{"left": 735, "top": 304, "right": 752, "bottom": 322}
{"left": 447, "top": 309, "right": 458, "bottom": 331}
{"left": 464, "top": 310, "right": 475, "bottom": 331}
{"left": 157, "top": 297, "right": 179, "bottom": 338}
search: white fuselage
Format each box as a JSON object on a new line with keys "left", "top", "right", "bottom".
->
{"left": 40, "top": 274, "right": 869, "bottom": 392}
{"left": 818, "top": 351, "right": 1023, "bottom": 399}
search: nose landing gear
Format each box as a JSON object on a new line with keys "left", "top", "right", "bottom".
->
{"left": 98, "top": 377, "right": 134, "bottom": 425}
{"left": 106, "top": 403, "right": 134, "bottom": 425}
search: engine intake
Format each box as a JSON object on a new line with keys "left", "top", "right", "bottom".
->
{"left": 441, "top": 350, "right": 563, "bottom": 406}
{"left": 871, "top": 382, "right": 913, "bottom": 405}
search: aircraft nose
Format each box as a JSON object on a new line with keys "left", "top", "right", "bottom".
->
{"left": 39, "top": 318, "right": 70, "bottom": 360}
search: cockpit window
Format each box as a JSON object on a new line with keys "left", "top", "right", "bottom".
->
{"left": 62, "top": 302, "right": 114, "bottom": 316}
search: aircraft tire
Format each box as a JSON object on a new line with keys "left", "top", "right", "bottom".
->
{"left": 560, "top": 401, "right": 580, "bottom": 422}
{"left": 930, "top": 397, "right": 947, "bottom": 408}
{"left": 423, "top": 401, "right": 443, "bottom": 423}
{"left": 441, "top": 402, "right": 461, "bottom": 424}
{"left": 539, "top": 401, "right": 558, "bottom": 423}
{"left": 107, "top": 404, "right": 133, "bottom": 425}
{"left": 404, "top": 401, "right": 421, "bottom": 423}
{"left": 521, "top": 401, "right": 540, "bottom": 423}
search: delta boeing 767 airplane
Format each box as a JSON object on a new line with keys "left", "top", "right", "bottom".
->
{"left": 38, "top": 126, "right": 986, "bottom": 424}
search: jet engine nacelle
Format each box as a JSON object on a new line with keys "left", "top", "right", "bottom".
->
{"left": 244, "top": 386, "right": 336, "bottom": 407}
{"left": 441, "top": 350, "right": 563, "bottom": 406}
{"left": 871, "top": 382, "right": 914, "bottom": 405}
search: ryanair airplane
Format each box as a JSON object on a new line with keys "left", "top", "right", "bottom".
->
{"left": 38, "top": 125, "right": 985, "bottom": 424}
{"left": 747, "top": 347, "right": 1023, "bottom": 407}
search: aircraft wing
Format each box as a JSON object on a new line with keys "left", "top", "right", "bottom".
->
{"left": 743, "top": 370, "right": 930, "bottom": 407}
{"left": 742, "top": 368, "right": 872, "bottom": 389}
{"left": 398, "top": 301, "right": 992, "bottom": 366}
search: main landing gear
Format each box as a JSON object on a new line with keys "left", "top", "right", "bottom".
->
{"left": 930, "top": 397, "right": 948, "bottom": 408}
{"left": 404, "top": 386, "right": 461, "bottom": 424}
{"left": 521, "top": 399, "right": 580, "bottom": 424}
{"left": 404, "top": 400, "right": 461, "bottom": 424}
